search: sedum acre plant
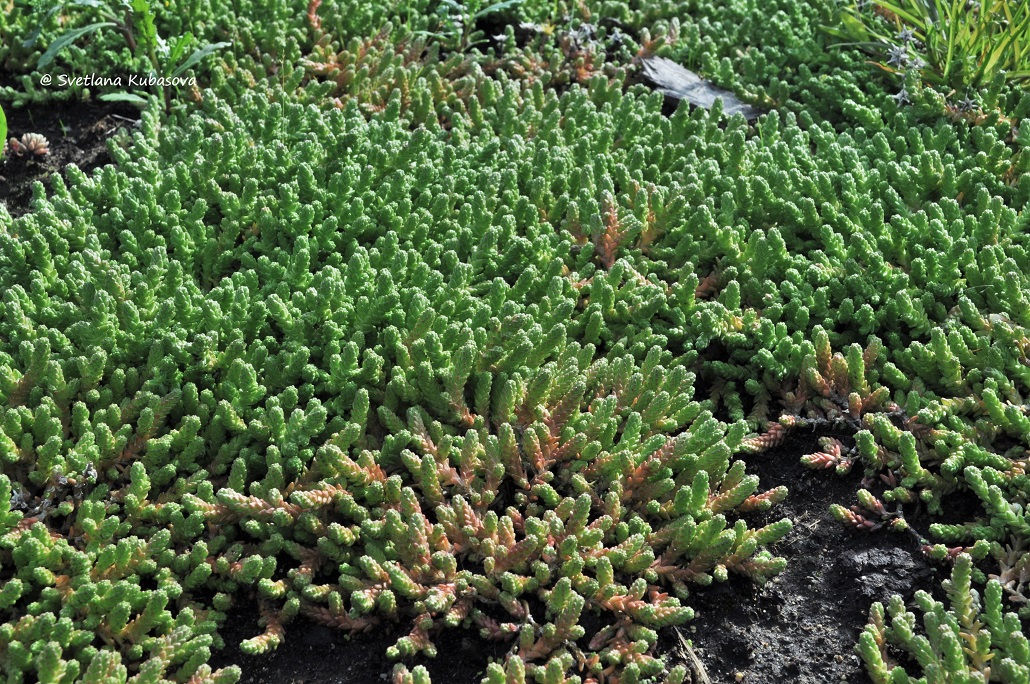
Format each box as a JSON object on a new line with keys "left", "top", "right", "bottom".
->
{"left": 858, "top": 554, "right": 1030, "bottom": 683}
{"left": 0, "top": 79, "right": 796, "bottom": 683}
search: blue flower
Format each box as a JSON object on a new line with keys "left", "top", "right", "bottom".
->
{"left": 886, "top": 44, "right": 909, "bottom": 68}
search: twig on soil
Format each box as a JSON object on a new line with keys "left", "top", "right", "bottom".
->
{"left": 674, "top": 628, "right": 711, "bottom": 684}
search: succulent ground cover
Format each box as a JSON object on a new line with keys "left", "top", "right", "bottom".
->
{"left": 1, "top": 1, "right": 1029, "bottom": 683}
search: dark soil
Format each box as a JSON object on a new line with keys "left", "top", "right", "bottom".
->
{"left": 209, "top": 607, "right": 512, "bottom": 683}
{"left": 209, "top": 432, "right": 941, "bottom": 684}
{"left": 0, "top": 100, "right": 139, "bottom": 217}
{"left": 680, "top": 433, "right": 937, "bottom": 684}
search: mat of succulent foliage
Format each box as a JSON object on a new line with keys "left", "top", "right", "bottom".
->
{"left": 206, "top": 432, "right": 942, "bottom": 684}
{"left": 1, "top": 0, "right": 1030, "bottom": 683}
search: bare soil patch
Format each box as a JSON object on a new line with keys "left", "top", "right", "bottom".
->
{"left": 0, "top": 100, "right": 139, "bottom": 217}
{"left": 682, "top": 433, "right": 936, "bottom": 684}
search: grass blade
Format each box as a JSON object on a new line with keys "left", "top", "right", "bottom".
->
{"left": 37, "top": 22, "right": 116, "bottom": 70}
{"left": 98, "top": 92, "right": 150, "bottom": 105}
{"left": 874, "top": 1, "right": 928, "bottom": 30}
{"left": 170, "top": 42, "right": 231, "bottom": 78}
{"left": 473, "top": 0, "right": 523, "bottom": 20}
